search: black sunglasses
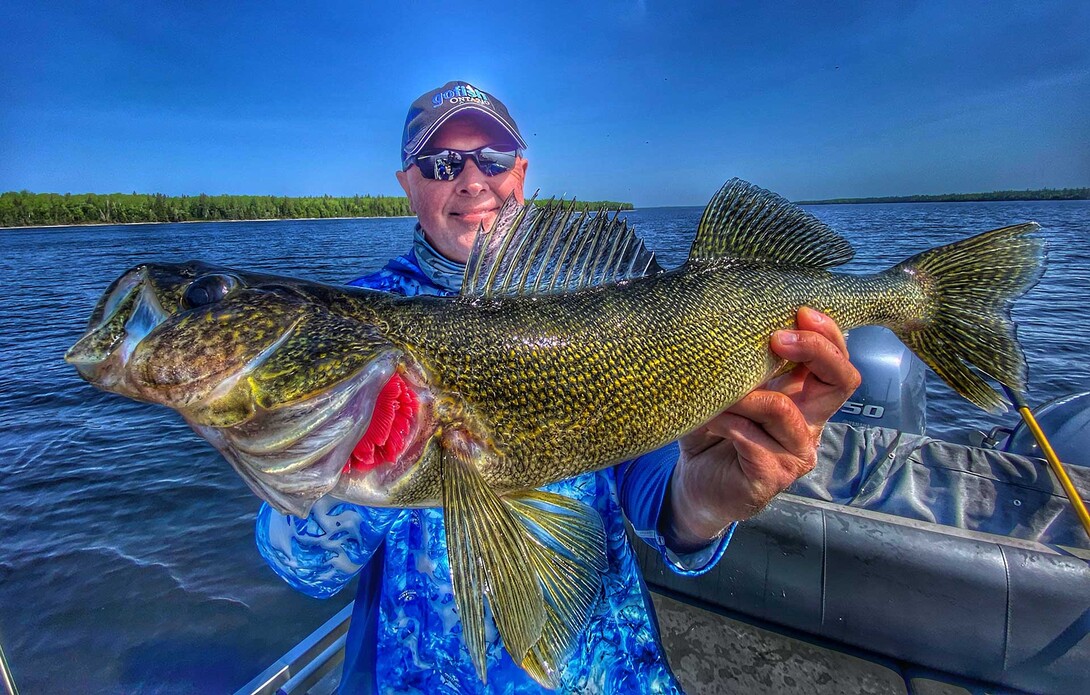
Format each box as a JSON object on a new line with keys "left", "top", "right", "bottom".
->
{"left": 404, "top": 146, "right": 520, "bottom": 181}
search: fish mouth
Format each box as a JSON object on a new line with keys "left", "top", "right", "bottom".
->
{"left": 194, "top": 356, "right": 435, "bottom": 516}
{"left": 65, "top": 266, "right": 170, "bottom": 393}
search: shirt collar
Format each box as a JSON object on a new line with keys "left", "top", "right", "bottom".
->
{"left": 412, "top": 224, "right": 465, "bottom": 293}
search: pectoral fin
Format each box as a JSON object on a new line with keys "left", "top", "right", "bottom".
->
{"left": 441, "top": 444, "right": 607, "bottom": 688}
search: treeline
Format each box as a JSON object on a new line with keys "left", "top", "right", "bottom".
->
{"left": 0, "top": 191, "right": 633, "bottom": 227}
{"left": 533, "top": 199, "right": 634, "bottom": 211}
{"left": 798, "top": 187, "right": 1090, "bottom": 205}
{"left": 0, "top": 192, "right": 412, "bottom": 227}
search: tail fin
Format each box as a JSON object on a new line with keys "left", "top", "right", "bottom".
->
{"left": 890, "top": 222, "right": 1044, "bottom": 412}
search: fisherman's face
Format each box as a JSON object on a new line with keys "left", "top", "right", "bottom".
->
{"left": 396, "top": 116, "right": 528, "bottom": 264}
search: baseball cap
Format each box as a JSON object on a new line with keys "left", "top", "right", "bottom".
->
{"left": 401, "top": 81, "right": 527, "bottom": 162}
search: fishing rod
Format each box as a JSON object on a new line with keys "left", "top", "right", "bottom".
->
{"left": 0, "top": 639, "right": 17, "bottom": 695}
{"left": 1004, "top": 386, "right": 1090, "bottom": 542}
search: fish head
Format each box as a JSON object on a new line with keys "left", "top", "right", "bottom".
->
{"left": 66, "top": 261, "right": 442, "bottom": 516}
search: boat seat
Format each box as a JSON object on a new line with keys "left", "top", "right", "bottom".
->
{"left": 793, "top": 422, "right": 1090, "bottom": 549}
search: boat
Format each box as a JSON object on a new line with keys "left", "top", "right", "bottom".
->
{"left": 235, "top": 328, "right": 1090, "bottom": 694}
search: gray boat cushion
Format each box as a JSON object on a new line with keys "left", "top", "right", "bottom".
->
{"left": 794, "top": 423, "right": 1090, "bottom": 549}
{"left": 637, "top": 422, "right": 1090, "bottom": 695}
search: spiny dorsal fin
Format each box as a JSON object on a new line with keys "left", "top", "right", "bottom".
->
{"left": 461, "top": 196, "right": 661, "bottom": 299}
{"left": 688, "top": 178, "right": 855, "bottom": 267}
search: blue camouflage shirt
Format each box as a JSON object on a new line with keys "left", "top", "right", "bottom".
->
{"left": 256, "top": 228, "right": 735, "bottom": 693}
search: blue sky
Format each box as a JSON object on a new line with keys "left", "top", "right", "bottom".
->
{"left": 2, "top": 1, "right": 1087, "bottom": 206}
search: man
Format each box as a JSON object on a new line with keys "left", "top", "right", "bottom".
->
{"left": 257, "top": 81, "right": 860, "bottom": 693}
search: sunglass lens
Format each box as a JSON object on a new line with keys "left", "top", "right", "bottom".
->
{"left": 475, "top": 148, "right": 516, "bottom": 176}
{"left": 430, "top": 151, "right": 464, "bottom": 181}
{"left": 414, "top": 148, "right": 516, "bottom": 180}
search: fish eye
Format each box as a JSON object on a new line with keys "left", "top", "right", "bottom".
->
{"left": 181, "top": 273, "right": 240, "bottom": 309}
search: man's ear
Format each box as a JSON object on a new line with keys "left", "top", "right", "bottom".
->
{"left": 395, "top": 169, "right": 416, "bottom": 214}
{"left": 512, "top": 157, "right": 529, "bottom": 203}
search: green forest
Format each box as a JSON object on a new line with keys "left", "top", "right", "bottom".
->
{"left": 798, "top": 187, "right": 1090, "bottom": 205}
{"left": 0, "top": 191, "right": 633, "bottom": 228}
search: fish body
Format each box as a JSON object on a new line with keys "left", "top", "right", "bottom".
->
{"left": 350, "top": 261, "right": 915, "bottom": 496}
{"left": 66, "top": 179, "right": 1045, "bottom": 687}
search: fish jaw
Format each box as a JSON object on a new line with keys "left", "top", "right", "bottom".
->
{"left": 190, "top": 352, "right": 400, "bottom": 514}
{"left": 65, "top": 265, "right": 170, "bottom": 396}
{"left": 124, "top": 288, "right": 312, "bottom": 419}
{"left": 66, "top": 263, "right": 314, "bottom": 421}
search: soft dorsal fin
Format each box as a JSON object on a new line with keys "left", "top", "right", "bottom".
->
{"left": 462, "top": 196, "right": 661, "bottom": 299}
{"left": 688, "top": 178, "right": 855, "bottom": 267}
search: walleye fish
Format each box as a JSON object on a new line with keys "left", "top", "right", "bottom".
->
{"left": 66, "top": 179, "right": 1044, "bottom": 687}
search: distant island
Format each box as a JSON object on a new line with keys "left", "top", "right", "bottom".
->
{"left": 797, "top": 187, "right": 1089, "bottom": 205}
{"left": 0, "top": 191, "right": 633, "bottom": 228}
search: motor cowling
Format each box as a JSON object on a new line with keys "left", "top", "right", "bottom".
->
{"left": 1000, "top": 391, "right": 1090, "bottom": 469}
{"left": 830, "top": 326, "right": 928, "bottom": 435}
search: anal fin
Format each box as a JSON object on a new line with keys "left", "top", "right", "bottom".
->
{"left": 441, "top": 444, "right": 607, "bottom": 688}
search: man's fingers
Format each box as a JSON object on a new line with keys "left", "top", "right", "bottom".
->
{"left": 798, "top": 307, "right": 849, "bottom": 355}
{"left": 713, "top": 391, "right": 812, "bottom": 457}
{"left": 710, "top": 407, "right": 815, "bottom": 491}
{"left": 678, "top": 426, "right": 721, "bottom": 458}
{"left": 765, "top": 309, "right": 861, "bottom": 426}
{"left": 771, "top": 327, "right": 861, "bottom": 393}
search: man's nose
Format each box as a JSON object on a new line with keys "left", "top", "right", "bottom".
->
{"left": 456, "top": 158, "right": 490, "bottom": 195}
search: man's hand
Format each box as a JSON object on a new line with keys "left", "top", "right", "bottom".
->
{"left": 662, "top": 307, "right": 862, "bottom": 552}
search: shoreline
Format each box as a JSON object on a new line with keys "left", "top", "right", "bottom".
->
{"left": 798, "top": 196, "right": 1089, "bottom": 205}
{"left": 5, "top": 197, "right": 1086, "bottom": 230}
{"left": 0, "top": 215, "right": 419, "bottom": 231}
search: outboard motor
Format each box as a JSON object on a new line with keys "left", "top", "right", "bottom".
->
{"left": 830, "top": 326, "right": 927, "bottom": 435}
{"left": 997, "top": 391, "right": 1090, "bottom": 469}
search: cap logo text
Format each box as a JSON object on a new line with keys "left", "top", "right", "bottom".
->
{"left": 432, "top": 84, "right": 490, "bottom": 108}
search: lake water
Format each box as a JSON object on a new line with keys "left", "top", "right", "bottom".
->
{"left": 1, "top": 201, "right": 1088, "bottom": 693}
